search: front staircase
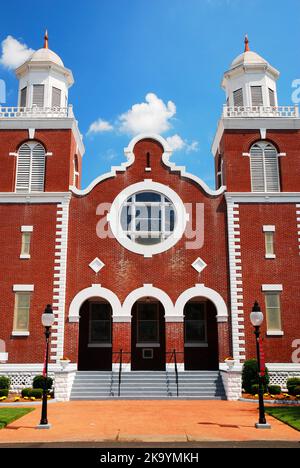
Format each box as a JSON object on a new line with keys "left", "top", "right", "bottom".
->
{"left": 70, "top": 370, "right": 226, "bottom": 400}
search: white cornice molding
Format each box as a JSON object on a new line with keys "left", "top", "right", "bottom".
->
{"left": 0, "top": 117, "right": 85, "bottom": 157}
{"left": 212, "top": 116, "right": 300, "bottom": 157}
{"left": 226, "top": 192, "right": 300, "bottom": 203}
{"left": 71, "top": 133, "right": 226, "bottom": 198}
{"left": 0, "top": 192, "right": 71, "bottom": 204}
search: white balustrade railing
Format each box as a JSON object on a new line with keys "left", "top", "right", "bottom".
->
{"left": 0, "top": 105, "right": 74, "bottom": 119}
{"left": 223, "top": 105, "right": 299, "bottom": 118}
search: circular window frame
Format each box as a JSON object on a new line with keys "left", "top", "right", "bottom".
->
{"left": 108, "top": 181, "right": 188, "bottom": 257}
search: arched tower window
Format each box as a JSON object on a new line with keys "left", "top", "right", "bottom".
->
{"left": 250, "top": 142, "right": 280, "bottom": 193}
{"left": 15, "top": 142, "right": 46, "bottom": 193}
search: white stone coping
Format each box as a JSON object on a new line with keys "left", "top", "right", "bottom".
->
{"left": 21, "top": 226, "right": 34, "bottom": 232}
{"left": 13, "top": 285, "right": 34, "bottom": 292}
{"left": 262, "top": 284, "right": 283, "bottom": 292}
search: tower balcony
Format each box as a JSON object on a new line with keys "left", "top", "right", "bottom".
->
{"left": 223, "top": 105, "right": 299, "bottom": 119}
{"left": 0, "top": 105, "right": 74, "bottom": 119}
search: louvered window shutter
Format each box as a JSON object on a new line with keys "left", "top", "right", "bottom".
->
{"left": 52, "top": 87, "right": 61, "bottom": 108}
{"left": 15, "top": 143, "right": 46, "bottom": 193}
{"left": 233, "top": 88, "right": 244, "bottom": 107}
{"left": 20, "top": 87, "right": 27, "bottom": 108}
{"left": 250, "top": 145, "right": 265, "bottom": 192}
{"left": 31, "top": 144, "right": 46, "bottom": 192}
{"left": 269, "top": 89, "right": 275, "bottom": 107}
{"left": 264, "top": 145, "right": 280, "bottom": 192}
{"left": 16, "top": 144, "right": 31, "bottom": 192}
{"left": 251, "top": 86, "right": 263, "bottom": 107}
{"left": 250, "top": 143, "right": 280, "bottom": 193}
{"left": 32, "top": 85, "right": 44, "bottom": 107}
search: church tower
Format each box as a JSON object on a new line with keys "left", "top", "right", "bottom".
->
{"left": 0, "top": 33, "right": 84, "bottom": 366}
{"left": 212, "top": 37, "right": 300, "bottom": 366}
{"left": 0, "top": 32, "right": 84, "bottom": 193}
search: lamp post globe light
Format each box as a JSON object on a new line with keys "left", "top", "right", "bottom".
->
{"left": 37, "top": 304, "right": 55, "bottom": 430}
{"left": 250, "top": 301, "right": 271, "bottom": 430}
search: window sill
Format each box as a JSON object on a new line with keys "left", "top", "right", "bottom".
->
{"left": 12, "top": 331, "right": 30, "bottom": 337}
{"left": 20, "top": 254, "right": 31, "bottom": 260}
{"left": 266, "top": 331, "right": 284, "bottom": 337}
{"left": 145, "top": 168, "right": 152, "bottom": 172}
{"left": 88, "top": 343, "right": 112, "bottom": 348}
{"left": 185, "top": 343, "right": 208, "bottom": 348}
{"left": 136, "top": 343, "right": 160, "bottom": 348}
{"left": 265, "top": 254, "right": 276, "bottom": 259}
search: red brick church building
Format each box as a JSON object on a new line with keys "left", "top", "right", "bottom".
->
{"left": 0, "top": 35, "right": 299, "bottom": 400}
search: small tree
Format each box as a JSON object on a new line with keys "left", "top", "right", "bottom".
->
{"left": 242, "top": 359, "right": 269, "bottom": 393}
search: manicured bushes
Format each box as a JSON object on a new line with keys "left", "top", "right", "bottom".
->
{"left": 32, "top": 375, "right": 53, "bottom": 391}
{"left": 242, "top": 359, "right": 269, "bottom": 393}
{"left": 21, "top": 388, "right": 43, "bottom": 399}
{"left": 0, "top": 377, "right": 10, "bottom": 390}
{"left": 268, "top": 385, "right": 282, "bottom": 395}
{"left": 287, "top": 378, "right": 300, "bottom": 396}
{"left": 0, "top": 389, "right": 9, "bottom": 397}
{"left": 21, "top": 388, "right": 32, "bottom": 398}
{"left": 294, "top": 386, "right": 300, "bottom": 396}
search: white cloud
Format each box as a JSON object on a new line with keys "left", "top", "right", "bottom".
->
{"left": 87, "top": 118, "right": 114, "bottom": 135}
{"left": 167, "top": 134, "right": 199, "bottom": 153}
{"left": 0, "top": 35, "right": 34, "bottom": 70}
{"left": 118, "top": 93, "right": 176, "bottom": 135}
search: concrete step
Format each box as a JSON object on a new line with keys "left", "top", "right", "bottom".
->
{"left": 70, "top": 370, "right": 226, "bottom": 400}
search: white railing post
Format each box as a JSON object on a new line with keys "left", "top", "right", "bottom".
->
{"left": 221, "top": 105, "right": 300, "bottom": 119}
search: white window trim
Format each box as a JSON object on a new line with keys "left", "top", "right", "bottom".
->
{"left": 107, "top": 180, "right": 189, "bottom": 258}
{"left": 13, "top": 285, "right": 34, "bottom": 292}
{"left": 266, "top": 331, "right": 284, "bottom": 337}
{"left": 263, "top": 225, "right": 275, "bottom": 233}
{"left": 265, "top": 253, "right": 276, "bottom": 260}
{"left": 12, "top": 331, "right": 30, "bottom": 337}
{"left": 21, "top": 226, "right": 34, "bottom": 233}
{"left": 264, "top": 288, "right": 283, "bottom": 335}
{"left": 262, "top": 285, "right": 283, "bottom": 292}
{"left": 20, "top": 254, "right": 31, "bottom": 260}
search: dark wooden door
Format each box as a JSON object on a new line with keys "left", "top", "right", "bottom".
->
{"left": 184, "top": 301, "right": 219, "bottom": 371}
{"left": 78, "top": 300, "right": 112, "bottom": 371}
{"left": 131, "top": 302, "right": 165, "bottom": 371}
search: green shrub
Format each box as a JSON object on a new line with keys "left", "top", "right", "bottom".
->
{"left": 0, "top": 389, "right": 8, "bottom": 397}
{"left": 294, "top": 386, "right": 300, "bottom": 396}
{"left": 21, "top": 388, "right": 43, "bottom": 399}
{"left": 287, "top": 378, "right": 300, "bottom": 396}
{"left": 268, "top": 385, "right": 281, "bottom": 395}
{"left": 30, "top": 389, "right": 43, "bottom": 399}
{"left": 0, "top": 376, "right": 10, "bottom": 390}
{"left": 242, "top": 359, "right": 269, "bottom": 393}
{"left": 21, "top": 388, "right": 32, "bottom": 398}
{"left": 251, "top": 384, "right": 259, "bottom": 395}
{"left": 32, "top": 375, "right": 53, "bottom": 390}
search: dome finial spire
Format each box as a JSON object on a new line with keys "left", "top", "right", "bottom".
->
{"left": 244, "top": 34, "right": 250, "bottom": 52}
{"left": 44, "top": 30, "right": 49, "bottom": 49}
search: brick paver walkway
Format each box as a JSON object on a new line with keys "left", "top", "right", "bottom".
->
{"left": 0, "top": 401, "right": 299, "bottom": 443}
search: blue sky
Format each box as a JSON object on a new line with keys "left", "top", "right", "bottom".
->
{"left": 0, "top": 0, "right": 299, "bottom": 189}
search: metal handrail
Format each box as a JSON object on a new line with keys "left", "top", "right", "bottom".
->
{"left": 173, "top": 349, "right": 179, "bottom": 397}
{"left": 118, "top": 349, "right": 123, "bottom": 397}
{"left": 166, "top": 350, "right": 182, "bottom": 397}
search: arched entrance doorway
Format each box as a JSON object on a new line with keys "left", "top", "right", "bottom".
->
{"left": 131, "top": 298, "right": 166, "bottom": 371}
{"left": 78, "top": 299, "right": 112, "bottom": 371}
{"left": 184, "top": 299, "right": 219, "bottom": 371}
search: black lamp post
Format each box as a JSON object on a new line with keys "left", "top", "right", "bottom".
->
{"left": 250, "top": 301, "right": 271, "bottom": 430}
{"left": 37, "top": 304, "right": 55, "bottom": 430}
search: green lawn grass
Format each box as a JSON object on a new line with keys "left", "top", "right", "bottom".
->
{"left": 0, "top": 408, "right": 34, "bottom": 429}
{"left": 266, "top": 407, "right": 300, "bottom": 431}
